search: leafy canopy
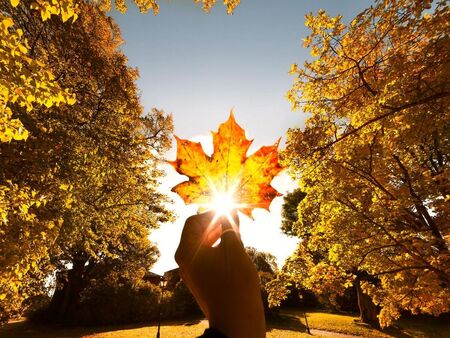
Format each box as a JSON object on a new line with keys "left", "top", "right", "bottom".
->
{"left": 9, "top": 0, "right": 241, "bottom": 19}
{"left": 0, "top": 0, "right": 173, "bottom": 323}
{"left": 1, "top": 0, "right": 240, "bottom": 325}
{"left": 282, "top": 0, "right": 449, "bottom": 327}
{"left": 1, "top": 0, "right": 241, "bottom": 144}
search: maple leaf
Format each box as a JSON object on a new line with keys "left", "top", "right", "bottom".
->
{"left": 169, "top": 112, "right": 283, "bottom": 217}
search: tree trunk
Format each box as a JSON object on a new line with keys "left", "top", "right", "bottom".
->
{"left": 355, "top": 279, "right": 379, "bottom": 327}
{"left": 47, "top": 258, "right": 87, "bottom": 322}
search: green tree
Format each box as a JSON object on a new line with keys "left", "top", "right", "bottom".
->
{"left": 281, "top": 188, "right": 306, "bottom": 236}
{"left": 278, "top": 188, "right": 379, "bottom": 325}
{"left": 283, "top": 0, "right": 449, "bottom": 327}
{"left": 246, "top": 247, "right": 278, "bottom": 317}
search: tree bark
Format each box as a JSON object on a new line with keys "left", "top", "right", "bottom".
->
{"left": 355, "top": 279, "right": 379, "bottom": 327}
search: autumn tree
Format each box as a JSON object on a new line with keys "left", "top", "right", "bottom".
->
{"left": 278, "top": 188, "right": 379, "bottom": 324}
{"left": 1, "top": 0, "right": 238, "bottom": 144}
{"left": 283, "top": 0, "right": 449, "bottom": 327}
{"left": 270, "top": 190, "right": 360, "bottom": 319}
{"left": 244, "top": 247, "right": 278, "bottom": 317}
{"left": 1, "top": 0, "right": 240, "bottom": 142}
{"left": 0, "top": 0, "right": 173, "bottom": 323}
{"left": 1, "top": 0, "right": 243, "bottom": 324}
{"left": 1, "top": 0, "right": 79, "bottom": 319}
{"left": 281, "top": 188, "right": 306, "bottom": 236}
{"left": 0, "top": 2, "right": 75, "bottom": 322}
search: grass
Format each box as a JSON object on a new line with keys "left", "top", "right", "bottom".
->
{"left": 394, "top": 315, "right": 450, "bottom": 338}
{"left": 290, "top": 310, "right": 390, "bottom": 337}
{"left": 286, "top": 309, "right": 450, "bottom": 338}
{"left": 1, "top": 310, "right": 448, "bottom": 337}
{"left": 0, "top": 318, "right": 313, "bottom": 338}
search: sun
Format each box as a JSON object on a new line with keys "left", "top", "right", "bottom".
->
{"left": 210, "top": 191, "right": 237, "bottom": 216}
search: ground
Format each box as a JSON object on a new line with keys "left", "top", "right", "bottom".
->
{"left": 0, "top": 310, "right": 448, "bottom": 337}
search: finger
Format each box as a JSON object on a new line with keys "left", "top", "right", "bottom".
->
{"left": 204, "top": 218, "right": 222, "bottom": 247}
{"left": 186, "top": 210, "right": 216, "bottom": 239}
{"left": 230, "top": 209, "right": 239, "bottom": 227}
{"left": 175, "top": 211, "right": 219, "bottom": 266}
{"left": 221, "top": 210, "right": 239, "bottom": 230}
{"left": 220, "top": 211, "right": 241, "bottom": 242}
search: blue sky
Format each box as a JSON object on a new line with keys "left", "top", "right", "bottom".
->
{"left": 111, "top": 0, "right": 372, "bottom": 145}
{"left": 109, "top": 0, "right": 374, "bottom": 273}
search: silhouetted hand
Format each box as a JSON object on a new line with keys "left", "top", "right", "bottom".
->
{"left": 175, "top": 211, "right": 266, "bottom": 338}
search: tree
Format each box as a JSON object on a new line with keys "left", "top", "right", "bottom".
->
{"left": 283, "top": 0, "right": 449, "bottom": 327}
{"left": 1, "top": 3, "right": 77, "bottom": 318}
{"left": 1, "top": 0, "right": 240, "bottom": 143}
{"left": 0, "top": 0, "right": 173, "bottom": 323}
{"left": 278, "top": 189, "right": 378, "bottom": 324}
{"left": 1, "top": 0, "right": 243, "bottom": 324}
{"left": 245, "top": 247, "right": 278, "bottom": 317}
{"left": 281, "top": 188, "right": 306, "bottom": 236}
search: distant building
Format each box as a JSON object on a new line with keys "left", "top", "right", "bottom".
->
{"left": 163, "top": 268, "right": 181, "bottom": 290}
{"left": 143, "top": 271, "right": 163, "bottom": 286}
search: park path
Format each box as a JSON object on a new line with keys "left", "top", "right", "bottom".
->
{"left": 311, "top": 328, "right": 361, "bottom": 338}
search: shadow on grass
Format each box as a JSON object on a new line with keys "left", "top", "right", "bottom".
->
{"left": 354, "top": 314, "right": 450, "bottom": 338}
{"left": 183, "top": 318, "right": 202, "bottom": 326}
{"left": 352, "top": 319, "right": 413, "bottom": 338}
{"left": 266, "top": 313, "right": 307, "bottom": 333}
{"left": 1, "top": 315, "right": 309, "bottom": 337}
{"left": 0, "top": 317, "right": 204, "bottom": 338}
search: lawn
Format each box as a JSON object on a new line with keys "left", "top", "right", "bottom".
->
{"left": 284, "top": 310, "right": 450, "bottom": 338}
{"left": 0, "top": 318, "right": 312, "bottom": 338}
{"left": 0, "top": 311, "right": 448, "bottom": 337}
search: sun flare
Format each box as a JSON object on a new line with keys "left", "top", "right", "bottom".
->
{"left": 210, "top": 191, "right": 238, "bottom": 216}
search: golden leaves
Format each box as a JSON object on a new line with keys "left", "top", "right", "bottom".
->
{"left": 93, "top": 0, "right": 240, "bottom": 15}
{"left": 1, "top": 13, "right": 76, "bottom": 143}
{"left": 28, "top": 0, "right": 79, "bottom": 22}
{"left": 194, "top": 0, "right": 240, "bottom": 14}
{"left": 284, "top": 0, "right": 450, "bottom": 328}
{"left": 170, "top": 112, "right": 283, "bottom": 217}
{"left": 13, "top": 0, "right": 241, "bottom": 17}
{"left": 288, "top": 63, "right": 298, "bottom": 75}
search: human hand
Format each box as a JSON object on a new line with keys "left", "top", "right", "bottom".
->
{"left": 175, "top": 211, "right": 266, "bottom": 338}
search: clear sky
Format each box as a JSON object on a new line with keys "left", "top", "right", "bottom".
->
{"left": 109, "top": 0, "right": 373, "bottom": 274}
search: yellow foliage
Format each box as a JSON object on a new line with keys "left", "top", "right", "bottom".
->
{"left": 284, "top": 0, "right": 450, "bottom": 327}
{"left": 94, "top": 0, "right": 240, "bottom": 15}
{"left": 1, "top": 13, "right": 76, "bottom": 143}
{"left": 2, "top": 0, "right": 241, "bottom": 144}
{"left": 0, "top": 0, "right": 236, "bottom": 325}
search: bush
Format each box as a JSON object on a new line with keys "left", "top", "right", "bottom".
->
{"left": 167, "top": 280, "right": 201, "bottom": 319}
{"left": 31, "top": 279, "right": 167, "bottom": 326}
{"left": 74, "top": 280, "right": 163, "bottom": 325}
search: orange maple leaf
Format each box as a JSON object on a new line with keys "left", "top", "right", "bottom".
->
{"left": 169, "top": 112, "right": 283, "bottom": 217}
